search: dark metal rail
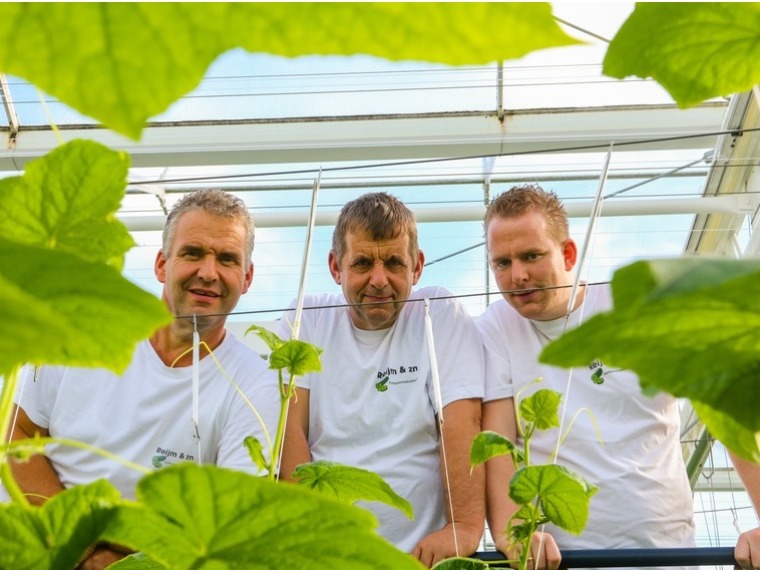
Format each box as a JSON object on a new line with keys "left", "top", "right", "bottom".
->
{"left": 473, "top": 547, "right": 737, "bottom": 568}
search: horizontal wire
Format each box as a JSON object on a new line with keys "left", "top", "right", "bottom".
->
{"left": 175, "top": 281, "right": 611, "bottom": 321}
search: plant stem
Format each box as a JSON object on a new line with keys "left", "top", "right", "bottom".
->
{"left": 0, "top": 366, "right": 30, "bottom": 506}
{"left": 7, "top": 436, "right": 151, "bottom": 476}
{"left": 268, "top": 369, "right": 294, "bottom": 482}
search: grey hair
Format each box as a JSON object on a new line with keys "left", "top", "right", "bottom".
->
{"left": 162, "top": 189, "right": 255, "bottom": 262}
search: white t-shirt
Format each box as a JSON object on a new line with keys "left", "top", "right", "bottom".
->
{"left": 10, "top": 332, "right": 279, "bottom": 500}
{"left": 478, "top": 284, "right": 696, "bottom": 555}
{"left": 279, "top": 286, "right": 485, "bottom": 551}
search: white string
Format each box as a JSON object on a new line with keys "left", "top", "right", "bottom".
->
{"left": 275, "top": 169, "right": 322, "bottom": 479}
{"left": 536, "top": 145, "right": 612, "bottom": 570}
{"left": 551, "top": 143, "right": 613, "bottom": 464}
{"left": 191, "top": 314, "right": 201, "bottom": 464}
{"left": 424, "top": 298, "right": 459, "bottom": 557}
{"left": 291, "top": 168, "right": 322, "bottom": 341}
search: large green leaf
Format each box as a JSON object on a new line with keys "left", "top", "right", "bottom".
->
{"left": 101, "top": 464, "right": 423, "bottom": 570}
{"left": 245, "top": 324, "right": 285, "bottom": 353}
{"left": 0, "top": 239, "right": 171, "bottom": 375}
{"left": 509, "top": 465, "right": 597, "bottom": 535}
{"left": 470, "top": 430, "right": 524, "bottom": 468}
{"left": 0, "top": 3, "right": 578, "bottom": 139}
{"left": 692, "top": 401, "right": 760, "bottom": 464}
{"left": 519, "top": 389, "right": 561, "bottom": 431}
{"left": 604, "top": 3, "right": 760, "bottom": 107}
{"left": 269, "top": 338, "right": 323, "bottom": 376}
{"left": 293, "top": 459, "right": 414, "bottom": 520}
{"left": 0, "top": 480, "right": 122, "bottom": 570}
{"left": 540, "top": 258, "right": 760, "bottom": 460}
{"left": 0, "top": 140, "right": 133, "bottom": 270}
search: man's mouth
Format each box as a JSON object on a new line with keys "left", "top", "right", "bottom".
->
{"left": 510, "top": 287, "right": 539, "bottom": 298}
{"left": 363, "top": 294, "right": 393, "bottom": 304}
{"left": 189, "top": 289, "right": 220, "bottom": 298}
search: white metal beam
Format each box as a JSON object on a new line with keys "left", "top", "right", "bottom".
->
{"left": 1, "top": 104, "right": 727, "bottom": 171}
{"left": 118, "top": 194, "right": 758, "bottom": 232}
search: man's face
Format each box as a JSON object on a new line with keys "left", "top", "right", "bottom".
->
{"left": 486, "top": 210, "right": 577, "bottom": 321}
{"left": 155, "top": 210, "right": 253, "bottom": 332}
{"left": 329, "top": 228, "right": 423, "bottom": 331}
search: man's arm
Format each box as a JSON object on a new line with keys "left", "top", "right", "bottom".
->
{"left": 729, "top": 451, "right": 760, "bottom": 570}
{"left": 7, "top": 404, "right": 64, "bottom": 505}
{"left": 482, "top": 398, "right": 561, "bottom": 570}
{"left": 411, "top": 398, "right": 485, "bottom": 568}
{"left": 8, "top": 403, "right": 133, "bottom": 568}
{"left": 278, "top": 386, "right": 312, "bottom": 482}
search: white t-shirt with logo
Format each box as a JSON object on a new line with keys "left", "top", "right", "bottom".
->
{"left": 279, "top": 286, "right": 485, "bottom": 551}
{"left": 478, "top": 283, "right": 696, "bottom": 555}
{"left": 12, "top": 332, "right": 279, "bottom": 500}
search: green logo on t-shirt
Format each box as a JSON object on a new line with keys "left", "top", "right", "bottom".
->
{"left": 375, "top": 375, "right": 389, "bottom": 392}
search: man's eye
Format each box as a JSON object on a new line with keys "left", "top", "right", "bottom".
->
{"left": 494, "top": 260, "right": 510, "bottom": 269}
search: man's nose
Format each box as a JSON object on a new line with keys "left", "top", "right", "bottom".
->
{"left": 197, "top": 254, "right": 219, "bottom": 281}
{"left": 511, "top": 261, "right": 529, "bottom": 284}
{"left": 368, "top": 261, "right": 389, "bottom": 288}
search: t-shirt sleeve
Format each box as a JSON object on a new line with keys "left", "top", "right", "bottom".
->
{"left": 15, "top": 365, "right": 63, "bottom": 429}
{"left": 477, "top": 310, "right": 515, "bottom": 402}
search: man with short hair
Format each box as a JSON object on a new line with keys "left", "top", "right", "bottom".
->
{"left": 8, "top": 189, "right": 278, "bottom": 568}
{"left": 479, "top": 184, "right": 760, "bottom": 570}
{"left": 279, "top": 192, "right": 485, "bottom": 568}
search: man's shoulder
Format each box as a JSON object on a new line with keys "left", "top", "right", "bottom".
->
{"left": 477, "top": 298, "right": 520, "bottom": 325}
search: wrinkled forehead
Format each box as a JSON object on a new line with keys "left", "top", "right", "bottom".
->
{"left": 343, "top": 228, "right": 412, "bottom": 258}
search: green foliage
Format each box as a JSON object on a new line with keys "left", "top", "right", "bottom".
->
{"left": 470, "top": 389, "right": 595, "bottom": 570}
{"left": 540, "top": 258, "right": 760, "bottom": 460}
{"left": 0, "top": 140, "right": 171, "bottom": 375}
{"left": 0, "top": 480, "right": 122, "bottom": 570}
{"left": 269, "top": 338, "right": 324, "bottom": 376}
{"left": 509, "top": 465, "right": 597, "bottom": 535}
{"left": 519, "top": 389, "right": 561, "bottom": 432}
{"left": 0, "top": 3, "right": 578, "bottom": 139}
{"left": 293, "top": 460, "right": 414, "bottom": 520}
{"left": 247, "top": 324, "right": 323, "bottom": 376}
{"left": 0, "top": 238, "right": 170, "bottom": 375}
{"left": 470, "top": 431, "right": 524, "bottom": 467}
{"left": 604, "top": 3, "right": 760, "bottom": 107}
{"left": 432, "top": 557, "right": 490, "bottom": 570}
{"left": 244, "top": 435, "right": 269, "bottom": 473}
{"left": 0, "top": 140, "right": 134, "bottom": 270}
{"left": 692, "top": 401, "right": 760, "bottom": 463}
{"left": 100, "top": 464, "right": 423, "bottom": 570}
{"left": 1, "top": 2, "right": 758, "bottom": 568}
{"left": 108, "top": 552, "right": 164, "bottom": 570}
{"left": 245, "top": 323, "right": 285, "bottom": 353}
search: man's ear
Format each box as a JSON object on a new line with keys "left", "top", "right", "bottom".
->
{"left": 242, "top": 262, "right": 254, "bottom": 294}
{"left": 562, "top": 238, "right": 578, "bottom": 271}
{"left": 154, "top": 250, "right": 167, "bottom": 283}
{"left": 328, "top": 250, "right": 341, "bottom": 284}
{"left": 412, "top": 250, "right": 425, "bottom": 285}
